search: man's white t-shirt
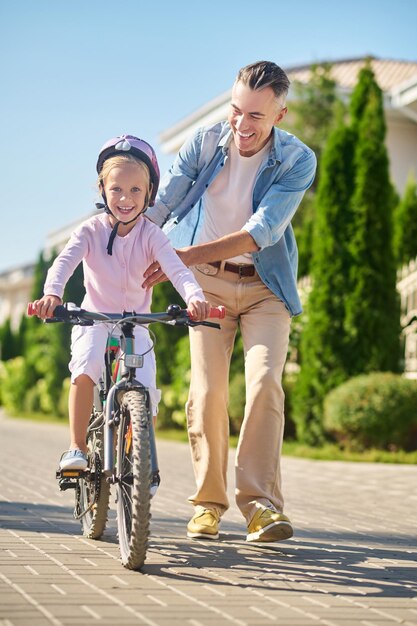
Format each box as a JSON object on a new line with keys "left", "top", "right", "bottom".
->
{"left": 197, "top": 138, "right": 271, "bottom": 264}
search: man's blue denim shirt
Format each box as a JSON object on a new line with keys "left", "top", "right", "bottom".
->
{"left": 146, "top": 121, "right": 317, "bottom": 316}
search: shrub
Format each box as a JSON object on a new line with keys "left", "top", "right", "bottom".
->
{"left": 58, "top": 377, "right": 71, "bottom": 418}
{"left": 323, "top": 372, "right": 417, "bottom": 451}
{"left": 0, "top": 357, "right": 31, "bottom": 413}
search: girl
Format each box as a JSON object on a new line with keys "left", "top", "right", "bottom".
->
{"left": 31, "top": 134, "right": 210, "bottom": 470}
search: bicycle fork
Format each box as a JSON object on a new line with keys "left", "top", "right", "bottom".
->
{"left": 103, "top": 379, "right": 160, "bottom": 490}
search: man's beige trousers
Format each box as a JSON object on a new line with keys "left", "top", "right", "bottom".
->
{"left": 187, "top": 264, "right": 291, "bottom": 523}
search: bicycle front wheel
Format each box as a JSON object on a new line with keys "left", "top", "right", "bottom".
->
{"left": 116, "top": 389, "right": 152, "bottom": 570}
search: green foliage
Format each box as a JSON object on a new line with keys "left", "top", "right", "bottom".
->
{"left": 228, "top": 371, "right": 245, "bottom": 433}
{"left": 289, "top": 63, "right": 341, "bottom": 181}
{"left": 151, "top": 281, "right": 185, "bottom": 386}
{"left": 294, "top": 122, "right": 356, "bottom": 443}
{"left": 293, "top": 63, "right": 401, "bottom": 444}
{"left": 344, "top": 67, "right": 400, "bottom": 375}
{"left": 292, "top": 192, "right": 315, "bottom": 278}
{"left": 0, "top": 357, "right": 31, "bottom": 413}
{"left": 0, "top": 318, "right": 18, "bottom": 361}
{"left": 1, "top": 249, "right": 86, "bottom": 417}
{"left": 30, "top": 251, "right": 51, "bottom": 300}
{"left": 285, "top": 63, "right": 342, "bottom": 277}
{"left": 323, "top": 372, "right": 417, "bottom": 451}
{"left": 394, "top": 174, "right": 417, "bottom": 266}
{"left": 157, "top": 334, "right": 191, "bottom": 428}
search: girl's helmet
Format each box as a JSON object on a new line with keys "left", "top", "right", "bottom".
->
{"left": 97, "top": 134, "right": 160, "bottom": 206}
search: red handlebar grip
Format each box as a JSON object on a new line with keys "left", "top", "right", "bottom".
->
{"left": 27, "top": 303, "right": 36, "bottom": 316}
{"left": 209, "top": 306, "right": 225, "bottom": 319}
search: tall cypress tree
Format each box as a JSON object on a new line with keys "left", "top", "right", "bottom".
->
{"left": 294, "top": 64, "right": 401, "bottom": 443}
{"left": 294, "top": 121, "right": 355, "bottom": 443}
{"left": 393, "top": 174, "right": 417, "bottom": 267}
{"left": 344, "top": 67, "right": 400, "bottom": 374}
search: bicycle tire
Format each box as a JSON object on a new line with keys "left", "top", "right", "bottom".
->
{"left": 77, "top": 408, "right": 110, "bottom": 539}
{"left": 116, "top": 390, "right": 152, "bottom": 570}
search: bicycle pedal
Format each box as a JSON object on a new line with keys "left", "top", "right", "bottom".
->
{"left": 56, "top": 468, "right": 90, "bottom": 479}
{"left": 57, "top": 477, "right": 77, "bottom": 491}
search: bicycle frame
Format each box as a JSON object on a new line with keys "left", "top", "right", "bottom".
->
{"left": 101, "top": 322, "right": 158, "bottom": 487}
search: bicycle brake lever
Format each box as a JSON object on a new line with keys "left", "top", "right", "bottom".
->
{"left": 187, "top": 320, "right": 221, "bottom": 330}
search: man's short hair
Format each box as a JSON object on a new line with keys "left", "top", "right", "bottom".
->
{"left": 236, "top": 61, "right": 290, "bottom": 100}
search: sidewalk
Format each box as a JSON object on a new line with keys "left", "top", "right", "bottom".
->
{"left": 1, "top": 411, "right": 416, "bottom": 626}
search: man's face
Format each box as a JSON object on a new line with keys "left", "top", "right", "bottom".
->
{"left": 228, "top": 81, "right": 287, "bottom": 157}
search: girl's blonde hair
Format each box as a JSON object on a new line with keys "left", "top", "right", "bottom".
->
{"left": 98, "top": 153, "right": 152, "bottom": 208}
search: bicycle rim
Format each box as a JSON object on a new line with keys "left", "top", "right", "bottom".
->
{"left": 116, "top": 390, "right": 151, "bottom": 570}
{"left": 77, "top": 410, "right": 110, "bottom": 539}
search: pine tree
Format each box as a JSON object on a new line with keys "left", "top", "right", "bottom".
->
{"left": 344, "top": 67, "right": 400, "bottom": 374}
{"left": 394, "top": 174, "right": 417, "bottom": 266}
{"left": 0, "top": 318, "right": 16, "bottom": 361}
{"left": 294, "top": 122, "right": 355, "bottom": 443}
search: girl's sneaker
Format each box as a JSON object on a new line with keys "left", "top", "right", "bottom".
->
{"left": 59, "top": 449, "right": 88, "bottom": 470}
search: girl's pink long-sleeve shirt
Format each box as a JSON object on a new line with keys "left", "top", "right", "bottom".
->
{"left": 44, "top": 213, "right": 204, "bottom": 313}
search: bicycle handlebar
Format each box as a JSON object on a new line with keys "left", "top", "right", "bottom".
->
{"left": 27, "top": 302, "right": 225, "bottom": 328}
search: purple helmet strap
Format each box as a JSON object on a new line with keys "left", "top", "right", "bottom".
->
{"left": 96, "top": 194, "right": 144, "bottom": 256}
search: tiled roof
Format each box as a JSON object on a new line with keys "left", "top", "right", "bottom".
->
{"left": 287, "top": 57, "right": 417, "bottom": 91}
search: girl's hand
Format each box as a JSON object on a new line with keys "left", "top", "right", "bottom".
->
{"left": 187, "top": 297, "right": 211, "bottom": 322}
{"left": 30, "top": 295, "right": 62, "bottom": 319}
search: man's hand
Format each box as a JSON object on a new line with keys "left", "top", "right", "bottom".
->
{"left": 142, "top": 261, "right": 168, "bottom": 289}
{"left": 142, "top": 249, "right": 190, "bottom": 290}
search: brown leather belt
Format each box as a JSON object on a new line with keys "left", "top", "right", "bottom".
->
{"left": 209, "top": 261, "right": 256, "bottom": 277}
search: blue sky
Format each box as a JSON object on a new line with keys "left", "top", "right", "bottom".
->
{"left": 1, "top": 0, "right": 416, "bottom": 273}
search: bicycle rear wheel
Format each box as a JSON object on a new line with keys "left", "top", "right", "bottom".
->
{"left": 116, "top": 389, "right": 152, "bottom": 570}
{"left": 77, "top": 408, "right": 110, "bottom": 539}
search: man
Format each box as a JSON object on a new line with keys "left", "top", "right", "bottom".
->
{"left": 144, "top": 61, "right": 316, "bottom": 542}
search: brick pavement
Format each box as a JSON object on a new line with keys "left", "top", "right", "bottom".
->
{"left": 0, "top": 410, "right": 416, "bottom": 626}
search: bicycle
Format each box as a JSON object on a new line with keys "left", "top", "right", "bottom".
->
{"left": 27, "top": 301, "right": 224, "bottom": 569}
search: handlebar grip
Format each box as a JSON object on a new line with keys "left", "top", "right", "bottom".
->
{"left": 27, "top": 302, "right": 71, "bottom": 320}
{"left": 209, "top": 306, "right": 225, "bottom": 319}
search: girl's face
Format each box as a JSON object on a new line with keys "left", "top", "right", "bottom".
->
{"left": 102, "top": 162, "right": 149, "bottom": 232}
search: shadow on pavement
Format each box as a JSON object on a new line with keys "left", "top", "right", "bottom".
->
{"left": 143, "top": 528, "right": 417, "bottom": 600}
{"left": 2, "top": 500, "right": 416, "bottom": 601}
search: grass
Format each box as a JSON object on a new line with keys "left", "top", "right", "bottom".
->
{"left": 4, "top": 411, "right": 417, "bottom": 464}
{"left": 154, "top": 427, "right": 417, "bottom": 464}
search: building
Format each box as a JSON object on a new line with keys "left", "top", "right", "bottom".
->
{"left": 397, "top": 257, "right": 417, "bottom": 378}
{"left": 0, "top": 263, "right": 35, "bottom": 331}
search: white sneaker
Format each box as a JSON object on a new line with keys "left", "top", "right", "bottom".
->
{"left": 59, "top": 449, "right": 88, "bottom": 470}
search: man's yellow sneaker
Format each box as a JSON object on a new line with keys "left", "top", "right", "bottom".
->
{"left": 246, "top": 506, "right": 293, "bottom": 542}
{"left": 187, "top": 506, "right": 220, "bottom": 540}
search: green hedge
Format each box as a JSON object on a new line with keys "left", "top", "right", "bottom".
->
{"left": 323, "top": 372, "right": 417, "bottom": 451}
